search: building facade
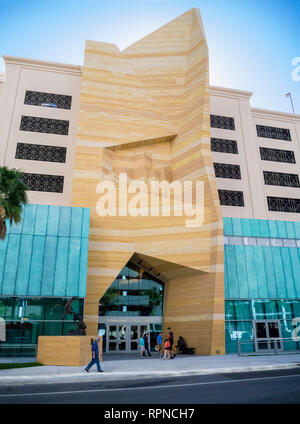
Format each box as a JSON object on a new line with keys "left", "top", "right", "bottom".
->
{"left": 0, "top": 8, "right": 299, "bottom": 357}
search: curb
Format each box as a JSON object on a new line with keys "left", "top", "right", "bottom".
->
{"left": 0, "top": 363, "right": 299, "bottom": 386}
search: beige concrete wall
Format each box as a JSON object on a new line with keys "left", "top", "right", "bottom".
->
{"left": 0, "top": 57, "right": 82, "bottom": 206}
{"left": 37, "top": 335, "right": 102, "bottom": 366}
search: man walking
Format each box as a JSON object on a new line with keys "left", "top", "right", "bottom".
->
{"left": 143, "top": 332, "right": 152, "bottom": 356}
{"left": 156, "top": 332, "right": 163, "bottom": 358}
{"left": 84, "top": 336, "right": 103, "bottom": 373}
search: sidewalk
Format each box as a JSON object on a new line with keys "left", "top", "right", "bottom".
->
{"left": 0, "top": 353, "right": 300, "bottom": 386}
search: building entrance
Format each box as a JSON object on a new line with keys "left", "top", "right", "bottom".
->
{"left": 253, "top": 320, "right": 282, "bottom": 353}
{"left": 105, "top": 323, "right": 150, "bottom": 353}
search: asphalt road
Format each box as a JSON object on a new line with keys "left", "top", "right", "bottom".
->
{"left": 0, "top": 368, "right": 300, "bottom": 404}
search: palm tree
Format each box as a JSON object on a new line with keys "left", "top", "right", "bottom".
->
{"left": 0, "top": 166, "right": 28, "bottom": 240}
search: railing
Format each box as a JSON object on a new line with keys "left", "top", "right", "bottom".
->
{"left": 237, "top": 338, "right": 300, "bottom": 356}
{"left": 0, "top": 344, "right": 38, "bottom": 358}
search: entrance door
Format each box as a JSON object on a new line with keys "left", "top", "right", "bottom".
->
{"left": 254, "top": 320, "right": 282, "bottom": 353}
{"left": 106, "top": 323, "right": 150, "bottom": 353}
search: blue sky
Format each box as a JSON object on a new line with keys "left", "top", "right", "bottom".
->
{"left": 0, "top": 0, "right": 299, "bottom": 113}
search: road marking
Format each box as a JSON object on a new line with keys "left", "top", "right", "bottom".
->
{"left": 0, "top": 373, "right": 300, "bottom": 398}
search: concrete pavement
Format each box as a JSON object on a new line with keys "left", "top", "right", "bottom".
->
{"left": 1, "top": 353, "right": 300, "bottom": 386}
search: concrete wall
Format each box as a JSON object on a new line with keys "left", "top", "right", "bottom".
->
{"left": 0, "top": 57, "right": 82, "bottom": 206}
{"left": 210, "top": 86, "right": 300, "bottom": 222}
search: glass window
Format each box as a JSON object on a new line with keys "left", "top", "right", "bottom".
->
{"left": 292, "top": 301, "right": 300, "bottom": 318}
{"left": 237, "top": 321, "right": 255, "bottom": 353}
{"left": 264, "top": 300, "right": 278, "bottom": 320}
{"left": 251, "top": 300, "right": 265, "bottom": 320}
{"left": 235, "top": 301, "right": 251, "bottom": 320}
{"left": 280, "top": 320, "right": 299, "bottom": 352}
{"left": 225, "top": 301, "right": 235, "bottom": 320}
{"left": 25, "top": 298, "right": 44, "bottom": 320}
{"left": 99, "top": 261, "right": 164, "bottom": 317}
{"left": 278, "top": 301, "right": 294, "bottom": 320}
{"left": 225, "top": 321, "right": 237, "bottom": 353}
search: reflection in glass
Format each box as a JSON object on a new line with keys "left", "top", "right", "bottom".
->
{"left": 99, "top": 261, "right": 164, "bottom": 317}
{"left": 130, "top": 326, "right": 138, "bottom": 340}
{"left": 109, "top": 326, "right": 117, "bottom": 340}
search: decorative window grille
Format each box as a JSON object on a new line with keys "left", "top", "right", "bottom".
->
{"left": 210, "top": 115, "right": 235, "bottom": 130}
{"left": 260, "top": 147, "right": 296, "bottom": 163}
{"left": 213, "top": 163, "right": 241, "bottom": 179}
{"left": 15, "top": 143, "right": 66, "bottom": 163}
{"left": 218, "top": 190, "right": 244, "bottom": 207}
{"left": 24, "top": 91, "right": 72, "bottom": 110}
{"left": 211, "top": 138, "right": 238, "bottom": 154}
{"left": 21, "top": 173, "right": 64, "bottom": 193}
{"left": 20, "top": 116, "right": 69, "bottom": 135}
{"left": 256, "top": 125, "right": 291, "bottom": 141}
{"left": 267, "top": 196, "right": 300, "bottom": 213}
{"left": 263, "top": 171, "right": 300, "bottom": 188}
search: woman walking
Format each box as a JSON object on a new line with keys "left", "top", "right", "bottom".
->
{"left": 163, "top": 338, "right": 171, "bottom": 360}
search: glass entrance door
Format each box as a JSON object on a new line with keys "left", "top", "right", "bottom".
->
{"left": 106, "top": 323, "right": 149, "bottom": 353}
{"left": 254, "top": 320, "right": 282, "bottom": 353}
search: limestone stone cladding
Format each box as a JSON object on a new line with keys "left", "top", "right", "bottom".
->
{"left": 72, "top": 9, "right": 225, "bottom": 355}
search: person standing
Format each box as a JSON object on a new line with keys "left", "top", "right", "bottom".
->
{"left": 144, "top": 332, "right": 152, "bottom": 356}
{"left": 84, "top": 337, "right": 103, "bottom": 373}
{"left": 156, "top": 332, "right": 163, "bottom": 358}
{"left": 140, "top": 334, "right": 145, "bottom": 357}
{"left": 167, "top": 327, "right": 176, "bottom": 358}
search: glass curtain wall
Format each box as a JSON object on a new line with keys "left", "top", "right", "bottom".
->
{"left": 0, "top": 297, "right": 84, "bottom": 357}
{"left": 225, "top": 299, "right": 300, "bottom": 353}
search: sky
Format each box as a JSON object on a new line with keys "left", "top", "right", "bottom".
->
{"left": 0, "top": 0, "right": 299, "bottom": 114}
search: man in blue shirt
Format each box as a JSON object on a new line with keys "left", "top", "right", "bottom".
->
{"left": 156, "top": 332, "right": 163, "bottom": 357}
{"left": 84, "top": 336, "right": 103, "bottom": 373}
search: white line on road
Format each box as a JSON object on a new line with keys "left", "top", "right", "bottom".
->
{"left": 0, "top": 373, "right": 300, "bottom": 398}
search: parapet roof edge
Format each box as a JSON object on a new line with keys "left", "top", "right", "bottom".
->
{"left": 209, "top": 85, "right": 253, "bottom": 99}
{"left": 2, "top": 55, "right": 82, "bottom": 76}
{"left": 251, "top": 107, "right": 300, "bottom": 121}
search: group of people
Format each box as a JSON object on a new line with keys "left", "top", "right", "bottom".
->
{"left": 84, "top": 327, "right": 186, "bottom": 373}
{"left": 140, "top": 327, "right": 177, "bottom": 360}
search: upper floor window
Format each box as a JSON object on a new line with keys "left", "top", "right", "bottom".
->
{"left": 24, "top": 90, "right": 72, "bottom": 110}
{"left": 20, "top": 116, "right": 69, "bottom": 135}
{"left": 211, "top": 138, "right": 238, "bottom": 154}
{"left": 214, "top": 163, "right": 241, "bottom": 179}
{"left": 260, "top": 147, "right": 296, "bottom": 164}
{"left": 267, "top": 196, "right": 300, "bottom": 213}
{"left": 263, "top": 171, "right": 300, "bottom": 188}
{"left": 15, "top": 143, "right": 66, "bottom": 163}
{"left": 21, "top": 173, "right": 64, "bottom": 193}
{"left": 256, "top": 125, "right": 291, "bottom": 141}
{"left": 218, "top": 189, "right": 244, "bottom": 207}
{"left": 210, "top": 115, "right": 235, "bottom": 130}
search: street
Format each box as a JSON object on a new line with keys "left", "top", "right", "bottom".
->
{"left": 0, "top": 368, "right": 300, "bottom": 404}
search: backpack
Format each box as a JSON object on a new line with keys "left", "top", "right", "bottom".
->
{"left": 164, "top": 340, "right": 170, "bottom": 349}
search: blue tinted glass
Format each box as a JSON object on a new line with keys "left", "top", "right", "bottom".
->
{"left": 251, "top": 300, "right": 265, "bottom": 320}
{"left": 237, "top": 321, "right": 255, "bottom": 353}
{"left": 292, "top": 301, "right": 300, "bottom": 318}
{"left": 278, "top": 300, "right": 294, "bottom": 320}
{"left": 225, "top": 321, "right": 237, "bottom": 353}
{"left": 225, "top": 301, "right": 235, "bottom": 320}
{"left": 264, "top": 300, "right": 278, "bottom": 320}
{"left": 235, "top": 301, "right": 251, "bottom": 320}
{"left": 280, "top": 320, "right": 299, "bottom": 352}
